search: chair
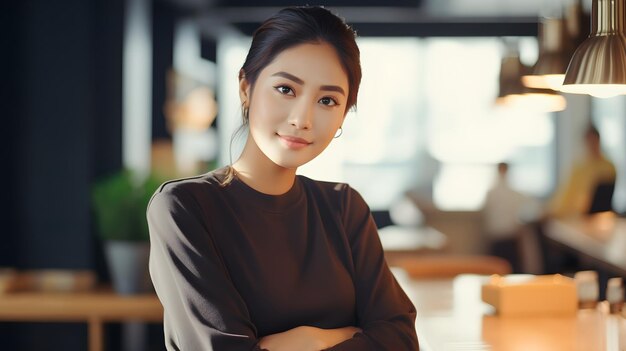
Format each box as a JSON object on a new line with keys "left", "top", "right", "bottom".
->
{"left": 587, "top": 182, "right": 615, "bottom": 214}
{"left": 391, "top": 254, "right": 512, "bottom": 279}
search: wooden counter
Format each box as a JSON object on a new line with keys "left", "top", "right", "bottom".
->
{"left": 0, "top": 288, "right": 162, "bottom": 351}
{"left": 393, "top": 270, "right": 626, "bottom": 351}
{"left": 545, "top": 216, "right": 626, "bottom": 275}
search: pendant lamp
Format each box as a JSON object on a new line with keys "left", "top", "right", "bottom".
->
{"left": 561, "top": 0, "right": 626, "bottom": 98}
{"left": 521, "top": 88, "right": 567, "bottom": 112}
{"left": 497, "top": 43, "right": 567, "bottom": 112}
{"left": 522, "top": 18, "right": 569, "bottom": 90}
{"left": 496, "top": 49, "right": 526, "bottom": 106}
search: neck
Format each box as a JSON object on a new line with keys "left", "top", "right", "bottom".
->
{"left": 232, "top": 138, "right": 297, "bottom": 195}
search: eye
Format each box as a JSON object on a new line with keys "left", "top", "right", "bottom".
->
{"left": 319, "top": 97, "right": 339, "bottom": 106}
{"left": 275, "top": 85, "right": 295, "bottom": 96}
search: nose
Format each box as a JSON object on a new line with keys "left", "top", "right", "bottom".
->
{"left": 288, "top": 100, "right": 313, "bottom": 130}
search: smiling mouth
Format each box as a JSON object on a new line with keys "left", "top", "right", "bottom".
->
{"left": 278, "top": 134, "right": 312, "bottom": 149}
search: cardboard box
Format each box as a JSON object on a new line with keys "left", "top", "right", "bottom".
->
{"left": 481, "top": 274, "right": 578, "bottom": 317}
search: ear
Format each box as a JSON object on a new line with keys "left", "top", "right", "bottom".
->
{"left": 239, "top": 71, "right": 251, "bottom": 106}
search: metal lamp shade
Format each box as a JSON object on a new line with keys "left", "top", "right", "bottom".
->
{"left": 561, "top": 0, "right": 626, "bottom": 98}
{"left": 497, "top": 52, "right": 567, "bottom": 112}
{"left": 522, "top": 52, "right": 568, "bottom": 90}
{"left": 496, "top": 54, "right": 526, "bottom": 106}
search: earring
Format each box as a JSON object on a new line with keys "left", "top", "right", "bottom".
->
{"left": 241, "top": 102, "right": 249, "bottom": 122}
{"left": 334, "top": 127, "right": 343, "bottom": 138}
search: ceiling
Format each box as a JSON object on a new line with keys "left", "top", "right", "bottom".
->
{"left": 161, "top": 0, "right": 589, "bottom": 38}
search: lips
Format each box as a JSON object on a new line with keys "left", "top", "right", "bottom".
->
{"left": 278, "top": 134, "right": 312, "bottom": 149}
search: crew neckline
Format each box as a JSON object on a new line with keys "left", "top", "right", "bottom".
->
{"left": 225, "top": 169, "right": 305, "bottom": 212}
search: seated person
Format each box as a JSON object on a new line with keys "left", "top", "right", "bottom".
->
{"left": 482, "top": 162, "right": 539, "bottom": 273}
{"left": 546, "top": 125, "right": 616, "bottom": 218}
{"left": 537, "top": 124, "right": 616, "bottom": 273}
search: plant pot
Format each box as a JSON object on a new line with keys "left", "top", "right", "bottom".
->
{"left": 104, "top": 240, "right": 151, "bottom": 295}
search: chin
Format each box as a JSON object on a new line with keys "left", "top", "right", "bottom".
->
{"left": 269, "top": 153, "right": 317, "bottom": 170}
{"left": 272, "top": 159, "right": 307, "bottom": 170}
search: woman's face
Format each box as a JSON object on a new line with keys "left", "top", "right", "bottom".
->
{"left": 240, "top": 42, "right": 349, "bottom": 170}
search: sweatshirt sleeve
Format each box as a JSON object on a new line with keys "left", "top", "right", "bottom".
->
{"left": 147, "top": 185, "right": 263, "bottom": 351}
{"left": 328, "top": 186, "right": 420, "bottom": 351}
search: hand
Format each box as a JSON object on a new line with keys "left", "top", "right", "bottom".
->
{"left": 258, "top": 325, "right": 361, "bottom": 351}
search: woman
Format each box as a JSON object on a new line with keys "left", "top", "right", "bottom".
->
{"left": 147, "top": 6, "right": 419, "bottom": 351}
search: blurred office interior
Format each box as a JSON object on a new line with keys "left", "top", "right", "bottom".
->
{"left": 2, "top": 0, "right": 626, "bottom": 350}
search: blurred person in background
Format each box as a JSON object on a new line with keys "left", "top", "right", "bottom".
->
{"left": 482, "top": 162, "right": 540, "bottom": 273}
{"left": 536, "top": 124, "right": 616, "bottom": 273}
{"left": 546, "top": 124, "right": 616, "bottom": 218}
{"left": 147, "top": 6, "right": 419, "bottom": 351}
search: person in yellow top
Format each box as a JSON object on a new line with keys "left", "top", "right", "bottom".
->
{"left": 547, "top": 125, "right": 616, "bottom": 218}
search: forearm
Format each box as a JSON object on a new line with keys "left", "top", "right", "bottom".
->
{"left": 318, "top": 326, "right": 361, "bottom": 349}
{"left": 258, "top": 325, "right": 361, "bottom": 351}
{"left": 326, "top": 318, "right": 420, "bottom": 351}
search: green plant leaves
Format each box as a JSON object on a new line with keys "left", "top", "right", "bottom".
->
{"left": 91, "top": 170, "right": 163, "bottom": 242}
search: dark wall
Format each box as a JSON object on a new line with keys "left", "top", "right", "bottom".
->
{"left": 0, "top": 0, "right": 20, "bottom": 269}
{"left": 1, "top": 2, "right": 21, "bottom": 347}
{"left": 152, "top": 0, "right": 175, "bottom": 141}
{"left": 3, "top": 0, "right": 176, "bottom": 349}
{"left": 4, "top": 0, "right": 124, "bottom": 349}
{"left": 93, "top": 0, "right": 125, "bottom": 178}
{"left": 17, "top": 0, "right": 95, "bottom": 270}
{"left": 7, "top": 0, "right": 125, "bottom": 279}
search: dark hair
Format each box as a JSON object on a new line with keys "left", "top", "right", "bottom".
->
{"left": 586, "top": 124, "right": 600, "bottom": 139}
{"left": 497, "top": 162, "right": 509, "bottom": 173}
{"left": 240, "top": 6, "right": 361, "bottom": 114}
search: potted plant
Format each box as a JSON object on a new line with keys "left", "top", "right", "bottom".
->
{"left": 91, "top": 170, "right": 163, "bottom": 295}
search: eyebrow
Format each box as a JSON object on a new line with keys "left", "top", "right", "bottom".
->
{"left": 271, "top": 71, "right": 346, "bottom": 96}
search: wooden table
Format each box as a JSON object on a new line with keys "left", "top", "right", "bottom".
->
{"left": 391, "top": 269, "right": 626, "bottom": 351}
{"left": 545, "top": 216, "right": 626, "bottom": 275}
{"left": 379, "top": 225, "right": 448, "bottom": 265}
{"left": 0, "top": 288, "right": 163, "bottom": 351}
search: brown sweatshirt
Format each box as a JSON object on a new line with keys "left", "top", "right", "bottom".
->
{"left": 147, "top": 167, "right": 419, "bottom": 350}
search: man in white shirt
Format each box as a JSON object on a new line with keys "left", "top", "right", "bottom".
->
{"left": 482, "top": 163, "right": 539, "bottom": 273}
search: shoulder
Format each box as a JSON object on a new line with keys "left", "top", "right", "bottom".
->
{"left": 297, "top": 175, "right": 348, "bottom": 195}
{"left": 598, "top": 157, "right": 617, "bottom": 181}
{"left": 576, "top": 157, "right": 617, "bottom": 178}
{"left": 148, "top": 167, "right": 229, "bottom": 211}
{"left": 297, "top": 175, "right": 370, "bottom": 214}
{"left": 600, "top": 157, "right": 617, "bottom": 171}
